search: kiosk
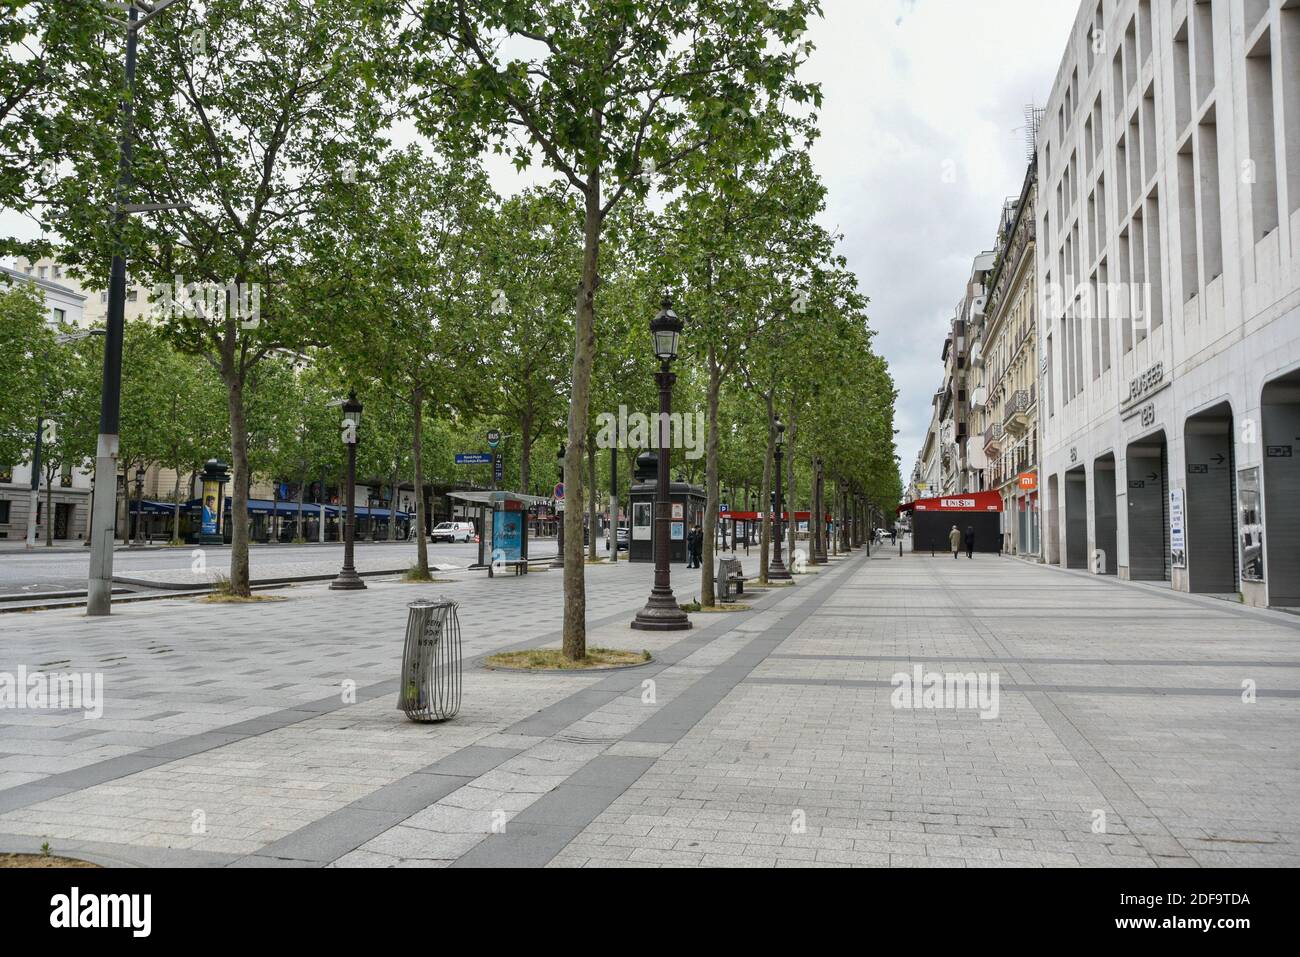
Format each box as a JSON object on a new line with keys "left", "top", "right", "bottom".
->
{"left": 897, "top": 491, "right": 1003, "bottom": 554}
{"left": 627, "top": 452, "right": 705, "bottom": 565}
{"left": 448, "top": 490, "right": 550, "bottom": 575}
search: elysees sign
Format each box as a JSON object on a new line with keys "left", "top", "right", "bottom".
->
{"left": 1122, "top": 362, "right": 1166, "bottom": 410}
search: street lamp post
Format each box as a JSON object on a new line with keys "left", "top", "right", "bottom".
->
{"left": 551, "top": 445, "right": 565, "bottom": 569}
{"left": 813, "top": 456, "right": 827, "bottom": 564}
{"left": 330, "top": 392, "right": 366, "bottom": 591}
{"left": 632, "top": 296, "right": 691, "bottom": 632}
{"left": 747, "top": 493, "right": 756, "bottom": 556}
{"left": 133, "top": 467, "right": 145, "bottom": 545}
{"left": 769, "top": 418, "right": 792, "bottom": 581}
{"left": 87, "top": 0, "right": 184, "bottom": 616}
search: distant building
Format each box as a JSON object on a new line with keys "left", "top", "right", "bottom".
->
{"left": 971, "top": 163, "right": 1042, "bottom": 558}
{"left": 0, "top": 265, "right": 92, "bottom": 543}
{"left": 10, "top": 255, "right": 153, "bottom": 328}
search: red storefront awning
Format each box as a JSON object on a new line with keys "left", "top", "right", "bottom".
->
{"left": 897, "top": 491, "right": 1003, "bottom": 515}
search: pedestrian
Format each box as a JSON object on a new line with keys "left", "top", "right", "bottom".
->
{"left": 949, "top": 524, "right": 961, "bottom": 559}
{"left": 687, "top": 524, "right": 701, "bottom": 568}
{"left": 964, "top": 525, "right": 976, "bottom": 560}
{"left": 890, "top": 527, "right": 897, "bottom": 545}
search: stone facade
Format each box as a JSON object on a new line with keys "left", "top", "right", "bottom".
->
{"left": 1036, "top": 0, "right": 1300, "bottom": 607}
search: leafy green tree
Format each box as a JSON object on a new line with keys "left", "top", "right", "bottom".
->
{"left": 53, "top": 0, "right": 399, "bottom": 593}
{"left": 479, "top": 186, "right": 577, "bottom": 493}
{"left": 406, "top": 0, "right": 823, "bottom": 657}
{"left": 303, "top": 147, "right": 493, "bottom": 579}
{"left": 0, "top": 0, "right": 115, "bottom": 259}
{"left": 0, "top": 281, "right": 51, "bottom": 470}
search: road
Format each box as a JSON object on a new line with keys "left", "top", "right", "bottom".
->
{"left": 0, "top": 538, "right": 561, "bottom": 596}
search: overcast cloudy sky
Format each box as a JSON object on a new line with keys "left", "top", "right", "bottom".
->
{"left": 4, "top": 0, "right": 1081, "bottom": 486}
{"left": 803, "top": 0, "right": 1079, "bottom": 482}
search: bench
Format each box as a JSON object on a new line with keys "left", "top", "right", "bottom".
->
{"left": 487, "top": 559, "right": 529, "bottom": 578}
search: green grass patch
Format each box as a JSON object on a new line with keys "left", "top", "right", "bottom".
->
{"left": 484, "top": 648, "right": 652, "bottom": 671}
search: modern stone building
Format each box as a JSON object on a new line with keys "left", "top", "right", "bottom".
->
{"left": 1036, "top": 0, "right": 1300, "bottom": 608}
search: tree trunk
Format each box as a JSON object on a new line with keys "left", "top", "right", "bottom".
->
{"left": 561, "top": 158, "right": 602, "bottom": 661}
{"left": 786, "top": 414, "right": 798, "bottom": 569}
{"left": 172, "top": 470, "right": 183, "bottom": 544}
{"left": 701, "top": 353, "right": 721, "bottom": 605}
{"left": 520, "top": 410, "right": 532, "bottom": 494}
{"left": 224, "top": 371, "right": 252, "bottom": 596}
{"left": 586, "top": 428, "right": 598, "bottom": 561}
{"left": 295, "top": 466, "right": 307, "bottom": 543}
{"left": 44, "top": 466, "right": 54, "bottom": 547}
{"left": 411, "top": 386, "right": 430, "bottom": 578}
{"left": 388, "top": 467, "right": 399, "bottom": 542}
{"left": 758, "top": 392, "right": 775, "bottom": 584}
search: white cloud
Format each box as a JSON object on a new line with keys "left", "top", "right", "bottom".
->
{"left": 805, "top": 0, "right": 1079, "bottom": 484}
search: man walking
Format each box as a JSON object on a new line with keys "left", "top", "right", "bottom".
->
{"left": 949, "top": 524, "right": 961, "bottom": 559}
{"left": 687, "top": 524, "right": 701, "bottom": 568}
{"left": 964, "top": 525, "right": 976, "bottom": 560}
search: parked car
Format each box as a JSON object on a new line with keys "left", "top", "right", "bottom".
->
{"left": 431, "top": 521, "right": 476, "bottom": 543}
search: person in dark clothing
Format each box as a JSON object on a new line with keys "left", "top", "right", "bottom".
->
{"left": 964, "top": 526, "right": 975, "bottom": 559}
{"left": 687, "top": 525, "right": 702, "bottom": 568}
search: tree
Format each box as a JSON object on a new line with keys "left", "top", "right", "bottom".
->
{"left": 407, "top": 0, "right": 823, "bottom": 658}
{"left": 0, "top": 280, "right": 50, "bottom": 470}
{"left": 478, "top": 186, "right": 576, "bottom": 493}
{"left": 664, "top": 142, "right": 827, "bottom": 604}
{"left": 0, "top": 0, "right": 114, "bottom": 259}
{"left": 53, "top": 0, "right": 399, "bottom": 594}
{"left": 119, "top": 319, "right": 226, "bottom": 542}
{"left": 303, "top": 146, "right": 494, "bottom": 579}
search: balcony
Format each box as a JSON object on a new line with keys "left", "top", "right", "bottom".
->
{"left": 1003, "top": 387, "right": 1035, "bottom": 436}
{"left": 983, "top": 422, "right": 1004, "bottom": 456}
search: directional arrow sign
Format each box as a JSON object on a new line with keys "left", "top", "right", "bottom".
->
{"left": 1147, "top": 472, "right": 1158, "bottom": 482}
{"left": 1211, "top": 453, "right": 1226, "bottom": 466}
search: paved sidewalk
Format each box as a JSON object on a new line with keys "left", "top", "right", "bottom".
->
{"left": 0, "top": 549, "right": 1297, "bottom": 867}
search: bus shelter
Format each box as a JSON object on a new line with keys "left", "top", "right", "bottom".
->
{"left": 448, "top": 490, "right": 550, "bottom": 575}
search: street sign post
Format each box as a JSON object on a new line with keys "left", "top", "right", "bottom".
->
{"left": 456, "top": 453, "right": 492, "bottom": 466}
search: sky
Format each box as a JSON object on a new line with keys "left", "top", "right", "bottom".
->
{"left": 801, "top": 0, "right": 1079, "bottom": 483}
{"left": 3, "top": 0, "right": 1082, "bottom": 488}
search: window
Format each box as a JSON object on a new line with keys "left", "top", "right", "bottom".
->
{"left": 1246, "top": 29, "right": 1280, "bottom": 239}
{"left": 1145, "top": 190, "right": 1164, "bottom": 331}
{"left": 52, "top": 308, "right": 65, "bottom": 324}
{"left": 1193, "top": 0, "right": 1215, "bottom": 107}
{"left": 1178, "top": 142, "right": 1199, "bottom": 301}
{"left": 0, "top": 501, "right": 10, "bottom": 524}
{"left": 1285, "top": 2, "right": 1300, "bottom": 216}
{"left": 1198, "top": 114, "right": 1224, "bottom": 283}
{"left": 1173, "top": 18, "right": 1192, "bottom": 133}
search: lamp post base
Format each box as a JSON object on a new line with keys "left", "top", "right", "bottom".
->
{"left": 329, "top": 568, "right": 367, "bottom": 590}
{"left": 768, "top": 558, "right": 793, "bottom": 581}
{"left": 631, "top": 591, "right": 692, "bottom": 631}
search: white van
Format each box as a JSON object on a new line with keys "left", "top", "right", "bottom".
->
{"left": 431, "top": 521, "right": 476, "bottom": 543}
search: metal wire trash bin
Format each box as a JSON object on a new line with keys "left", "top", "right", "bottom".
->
{"left": 398, "top": 599, "right": 462, "bottom": 722}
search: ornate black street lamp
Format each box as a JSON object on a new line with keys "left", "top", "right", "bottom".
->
{"left": 133, "top": 467, "right": 145, "bottom": 546}
{"left": 632, "top": 296, "right": 691, "bottom": 632}
{"left": 330, "top": 391, "right": 366, "bottom": 591}
{"left": 769, "top": 417, "right": 792, "bottom": 581}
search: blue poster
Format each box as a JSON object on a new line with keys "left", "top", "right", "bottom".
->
{"left": 493, "top": 511, "right": 523, "bottom": 562}
{"left": 671, "top": 522, "right": 685, "bottom": 541}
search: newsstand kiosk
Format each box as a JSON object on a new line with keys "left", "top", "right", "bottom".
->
{"left": 897, "top": 491, "right": 1003, "bottom": 554}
